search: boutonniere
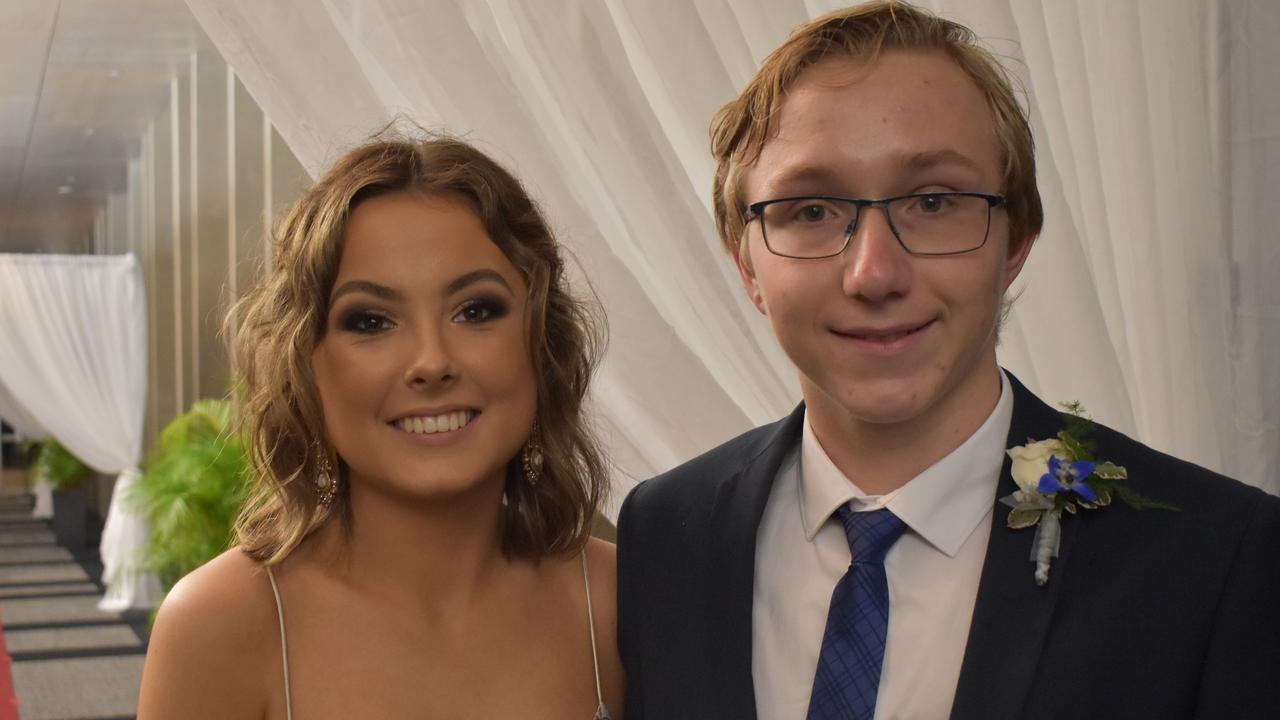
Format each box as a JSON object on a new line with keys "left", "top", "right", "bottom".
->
{"left": 1000, "top": 402, "right": 1178, "bottom": 586}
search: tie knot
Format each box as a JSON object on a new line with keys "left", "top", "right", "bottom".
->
{"left": 834, "top": 506, "right": 906, "bottom": 564}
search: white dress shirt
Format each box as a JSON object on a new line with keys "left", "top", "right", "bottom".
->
{"left": 752, "top": 372, "right": 1014, "bottom": 720}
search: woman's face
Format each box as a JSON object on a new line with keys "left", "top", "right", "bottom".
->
{"left": 311, "top": 191, "right": 537, "bottom": 505}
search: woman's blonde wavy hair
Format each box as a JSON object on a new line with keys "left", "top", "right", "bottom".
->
{"left": 229, "top": 135, "right": 607, "bottom": 565}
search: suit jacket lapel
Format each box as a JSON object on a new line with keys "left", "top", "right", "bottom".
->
{"left": 949, "top": 373, "right": 1078, "bottom": 720}
{"left": 704, "top": 404, "right": 806, "bottom": 720}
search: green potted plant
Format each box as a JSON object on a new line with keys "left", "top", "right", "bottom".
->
{"left": 131, "top": 399, "right": 250, "bottom": 590}
{"left": 32, "top": 439, "right": 94, "bottom": 549}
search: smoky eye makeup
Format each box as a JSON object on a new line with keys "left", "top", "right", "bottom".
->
{"left": 453, "top": 295, "right": 510, "bottom": 324}
{"left": 335, "top": 305, "right": 394, "bottom": 334}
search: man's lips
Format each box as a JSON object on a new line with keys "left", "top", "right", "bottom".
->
{"left": 830, "top": 319, "right": 936, "bottom": 353}
{"left": 832, "top": 319, "right": 935, "bottom": 342}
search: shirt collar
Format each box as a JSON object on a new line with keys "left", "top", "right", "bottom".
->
{"left": 798, "top": 370, "right": 1014, "bottom": 557}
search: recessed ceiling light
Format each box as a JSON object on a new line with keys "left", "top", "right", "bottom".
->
{"left": 58, "top": 185, "right": 74, "bottom": 195}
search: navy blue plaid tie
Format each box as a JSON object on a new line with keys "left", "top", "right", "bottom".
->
{"left": 806, "top": 506, "right": 907, "bottom": 720}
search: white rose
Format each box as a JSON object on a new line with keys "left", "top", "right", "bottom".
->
{"left": 1007, "top": 438, "right": 1063, "bottom": 492}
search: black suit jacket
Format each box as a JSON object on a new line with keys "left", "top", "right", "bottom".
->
{"left": 617, "top": 373, "right": 1280, "bottom": 719}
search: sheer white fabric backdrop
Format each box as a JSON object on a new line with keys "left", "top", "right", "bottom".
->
{"left": 186, "top": 0, "right": 1279, "bottom": 502}
{"left": 0, "top": 253, "right": 160, "bottom": 609}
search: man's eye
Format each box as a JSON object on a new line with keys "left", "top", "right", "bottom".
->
{"left": 341, "top": 311, "right": 392, "bottom": 333}
{"left": 916, "top": 194, "right": 948, "bottom": 213}
{"left": 453, "top": 298, "right": 508, "bottom": 324}
{"left": 799, "top": 204, "right": 830, "bottom": 222}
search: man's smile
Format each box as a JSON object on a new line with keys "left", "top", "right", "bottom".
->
{"left": 829, "top": 318, "right": 937, "bottom": 354}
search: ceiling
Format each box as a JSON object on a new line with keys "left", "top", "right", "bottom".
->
{"left": 0, "top": 0, "right": 204, "bottom": 253}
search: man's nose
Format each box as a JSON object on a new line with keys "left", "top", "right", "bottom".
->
{"left": 840, "top": 205, "right": 913, "bottom": 302}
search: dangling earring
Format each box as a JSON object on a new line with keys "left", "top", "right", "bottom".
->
{"left": 522, "top": 421, "right": 544, "bottom": 488}
{"left": 316, "top": 452, "right": 338, "bottom": 507}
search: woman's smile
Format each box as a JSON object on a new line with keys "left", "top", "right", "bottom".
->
{"left": 390, "top": 408, "right": 481, "bottom": 445}
{"left": 311, "top": 191, "right": 537, "bottom": 499}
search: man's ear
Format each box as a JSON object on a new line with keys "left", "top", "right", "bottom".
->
{"left": 735, "top": 238, "right": 768, "bottom": 315}
{"left": 1002, "top": 232, "right": 1037, "bottom": 292}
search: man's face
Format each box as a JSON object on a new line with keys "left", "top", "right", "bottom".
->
{"left": 737, "top": 50, "right": 1033, "bottom": 431}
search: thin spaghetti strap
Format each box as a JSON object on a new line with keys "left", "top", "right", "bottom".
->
{"left": 265, "top": 566, "right": 294, "bottom": 720}
{"left": 581, "top": 550, "right": 611, "bottom": 719}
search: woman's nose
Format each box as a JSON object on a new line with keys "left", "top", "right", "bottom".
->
{"left": 402, "top": 326, "right": 456, "bottom": 388}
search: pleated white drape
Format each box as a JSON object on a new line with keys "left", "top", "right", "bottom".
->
{"left": 0, "top": 253, "right": 160, "bottom": 610}
{"left": 185, "top": 0, "right": 1279, "bottom": 501}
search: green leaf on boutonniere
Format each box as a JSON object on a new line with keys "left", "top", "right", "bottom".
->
{"left": 1057, "top": 430, "right": 1089, "bottom": 462}
{"left": 1008, "top": 507, "right": 1044, "bottom": 529}
{"left": 1093, "top": 461, "right": 1128, "bottom": 480}
{"left": 1058, "top": 401, "right": 1099, "bottom": 457}
{"left": 1113, "top": 484, "right": 1183, "bottom": 512}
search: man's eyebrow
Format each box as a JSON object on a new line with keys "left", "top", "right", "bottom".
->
{"left": 903, "top": 149, "right": 983, "bottom": 173}
{"left": 755, "top": 165, "right": 847, "bottom": 199}
{"left": 764, "top": 150, "right": 982, "bottom": 192}
{"left": 330, "top": 280, "right": 401, "bottom": 303}
{"left": 445, "top": 268, "right": 513, "bottom": 296}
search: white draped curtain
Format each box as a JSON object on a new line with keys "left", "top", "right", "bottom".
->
{"left": 185, "top": 0, "right": 1279, "bottom": 502}
{"left": 0, "top": 253, "right": 160, "bottom": 610}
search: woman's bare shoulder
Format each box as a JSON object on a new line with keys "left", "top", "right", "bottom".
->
{"left": 170, "top": 547, "right": 275, "bottom": 606}
{"left": 137, "top": 547, "right": 279, "bottom": 719}
{"left": 157, "top": 547, "right": 280, "bottom": 647}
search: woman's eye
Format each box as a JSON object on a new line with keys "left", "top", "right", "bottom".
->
{"left": 341, "top": 310, "right": 392, "bottom": 334}
{"left": 453, "top": 298, "right": 508, "bottom": 324}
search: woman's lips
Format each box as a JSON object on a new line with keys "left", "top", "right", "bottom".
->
{"left": 392, "top": 409, "right": 476, "bottom": 435}
{"left": 388, "top": 409, "right": 480, "bottom": 445}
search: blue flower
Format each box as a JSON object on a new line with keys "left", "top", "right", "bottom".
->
{"left": 1037, "top": 455, "right": 1098, "bottom": 502}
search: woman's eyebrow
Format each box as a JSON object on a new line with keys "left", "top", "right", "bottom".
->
{"left": 445, "top": 268, "right": 513, "bottom": 296}
{"left": 329, "top": 280, "right": 401, "bottom": 304}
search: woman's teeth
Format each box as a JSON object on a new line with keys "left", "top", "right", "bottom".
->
{"left": 395, "top": 410, "right": 475, "bottom": 434}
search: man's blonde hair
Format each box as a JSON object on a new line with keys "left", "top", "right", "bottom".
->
{"left": 711, "top": 1, "right": 1043, "bottom": 260}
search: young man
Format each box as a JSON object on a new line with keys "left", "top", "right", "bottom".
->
{"left": 616, "top": 3, "right": 1280, "bottom": 719}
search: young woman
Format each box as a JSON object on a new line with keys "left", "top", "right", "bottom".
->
{"left": 138, "top": 137, "right": 622, "bottom": 719}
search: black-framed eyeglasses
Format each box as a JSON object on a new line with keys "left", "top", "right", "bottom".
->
{"left": 744, "top": 192, "right": 1006, "bottom": 259}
